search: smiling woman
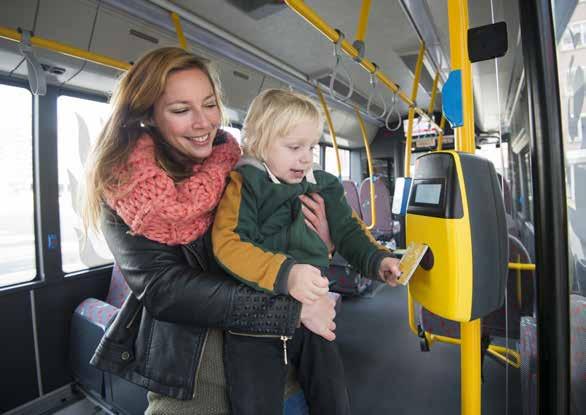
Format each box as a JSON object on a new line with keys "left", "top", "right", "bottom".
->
{"left": 151, "top": 68, "right": 221, "bottom": 163}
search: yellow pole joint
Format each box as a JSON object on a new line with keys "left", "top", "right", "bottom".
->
{"left": 316, "top": 86, "right": 342, "bottom": 178}
{"left": 171, "top": 12, "right": 187, "bottom": 49}
{"left": 355, "top": 0, "right": 372, "bottom": 43}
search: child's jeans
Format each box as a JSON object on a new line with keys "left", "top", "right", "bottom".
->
{"left": 224, "top": 326, "right": 351, "bottom": 415}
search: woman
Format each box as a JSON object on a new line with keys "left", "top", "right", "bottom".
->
{"left": 84, "top": 47, "right": 337, "bottom": 414}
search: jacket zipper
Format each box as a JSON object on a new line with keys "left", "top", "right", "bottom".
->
{"left": 228, "top": 331, "right": 292, "bottom": 365}
{"left": 192, "top": 329, "right": 210, "bottom": 399}
{"left": 125, "top": 307, "right": 141, "bottom": 329}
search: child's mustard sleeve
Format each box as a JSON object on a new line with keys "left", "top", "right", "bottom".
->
{"left": 212, "top": 171, "right": 295, "bottom": 294}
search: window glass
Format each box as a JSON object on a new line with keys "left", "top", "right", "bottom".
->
{"left": 313, "top": 144, "right": 321, "bottom": 166}
{"left": 57, "top": 96, "right": 113, "bottom": 273}
{"left": 0, "top": 84, "right": 35, "bottom": 287}
{"left": 324, "top": 146, "right": 350, "bottom": 179}
{"left": 552, "top": 2, "right": 586, "bottom": 413}
{"left": 223, "top": 126, "right": 241, "bottom": 143}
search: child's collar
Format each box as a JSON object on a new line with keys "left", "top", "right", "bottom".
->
{"left": 236, "top": 155, "right": 316, "bottom": 184}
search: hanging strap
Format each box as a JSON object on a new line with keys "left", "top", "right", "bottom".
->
{"left": 18, "top": 29, "right": 46, "bottom": 96}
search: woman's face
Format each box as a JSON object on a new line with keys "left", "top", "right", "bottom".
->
{"left": 152, "top": 68, "right": 221, "bottom": 162}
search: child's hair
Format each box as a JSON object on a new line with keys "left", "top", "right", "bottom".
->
{"left": 241, "top": 89, "right": 324, "bottom": 160}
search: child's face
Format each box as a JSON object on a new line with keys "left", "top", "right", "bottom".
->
{"left": 265, "top": 119, "right": 320, "bottom": 184}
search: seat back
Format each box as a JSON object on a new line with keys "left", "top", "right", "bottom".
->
{"left": 359, "top": 177, "right": 393, "bottom": 235}
{"left": 106, "top": 264, "right": 131, "bottom": 308}
{"left": 342, "top": 180, "right": 362, "bottom": 219}
{"left": 483, "top": 235, "right": 535, "bottom": 339}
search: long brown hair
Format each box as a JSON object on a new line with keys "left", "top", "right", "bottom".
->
{"left": 83, "top": 47, "right": 226, "bottom": 232}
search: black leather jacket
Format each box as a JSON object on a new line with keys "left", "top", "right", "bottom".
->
{"left": 90, "top": 206, "right": 301, "bottom": 400}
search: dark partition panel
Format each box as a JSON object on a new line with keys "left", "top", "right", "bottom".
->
{"left": 36, "top": 270, "right": 111, "bottom": 393}
{"left": 0, "top": 290, "right": 39, "bottom": 412}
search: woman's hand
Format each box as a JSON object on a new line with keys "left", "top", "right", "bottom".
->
{"left": 299, "top": 193, "right": 335, "bottom": 254}
{"left": 300, "top": 293, "right": 337, "bottom": 341}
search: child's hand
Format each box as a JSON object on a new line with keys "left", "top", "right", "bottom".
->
{"left": 288, "top": 264, "right": 329, "bottom": 304}
{"left": 378, "top": 257, "right": 402, "bottom": 287}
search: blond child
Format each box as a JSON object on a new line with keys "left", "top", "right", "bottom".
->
{"left": 212, "top": 89, "right": 401, "bottom": 414}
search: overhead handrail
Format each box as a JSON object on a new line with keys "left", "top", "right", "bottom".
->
{"left": 316, "top": 86, "right": 342, "bottom": 180}
{"left": 385, "top": 91, "right": 403, "bottom": 131}
{"left": 0, "top": 26, "right": 130, "bottom": 71}
{"left": 366, "top": 63, "right": 387, "bottom": 119}
{"left": 329, "top": 29, "right": 354, "bottom": 102}
{"left": 355, "top": 106, "right": 376, "bottom": 230}
{"left": 284, "top": 0, "right": 443, "bottom": 133}
{"left": 171, "top": 12, "right": 187, "bottom": 49}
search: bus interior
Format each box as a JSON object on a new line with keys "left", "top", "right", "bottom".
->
{"left": 0, "top": 0, "right": 584, "bottom": 414}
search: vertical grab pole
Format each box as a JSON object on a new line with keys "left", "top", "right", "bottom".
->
{"left": 404, "top": 42, "right": 425, "bottom": 177}
{"left": 355, "top": 106, "right": 376, "bottom": 230}
{"left": 171, "top": 12, "right": 187, "bottom": 49}
{"left": 355, "top": 0, "right": 372, "bottom": 44}
{"left": 436, "top": 116, "right": 447, "bottom": 151}
{"left": 316, "top": 86, "right": 342, "bottom": 179}
{"left": 448, "top": 0, "right": 480, "bottom": 414}
{"left": 405, "top": 42, "right": 426, "bottom": 336}
{"left": 428, "top": 71, "right": 440, "bottom": 116}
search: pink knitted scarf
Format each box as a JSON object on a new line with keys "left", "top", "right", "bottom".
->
{"left": 104, "top": 132, "right": 241, "bottom": 245}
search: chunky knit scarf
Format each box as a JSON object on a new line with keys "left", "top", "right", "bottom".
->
{"left": 104, "top": 131, "right": 241, "bottom": 245}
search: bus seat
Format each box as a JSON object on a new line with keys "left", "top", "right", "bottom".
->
{"left": 70, "top": 264, "right": 148, "bottom": 414}
{"left": 342, "top": 180, "right": 362, "bottom": 219}
{"left": 71, "top": 264, "right": 312, "bottom": 414}
{"left": 359, "top": 176, "right": 395, "bottom": 240}
{"left": 520, "top": 316, "right": 537, "bottom": 415}
{"left": 325, "top": 252, "right": 372, "bottom": 296}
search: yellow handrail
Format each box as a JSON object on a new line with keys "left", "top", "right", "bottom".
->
{"left": 436, "top": 116, "right": 447, "bottom": 151}
{"left": 508, "top": 262, "right": 536, "bottom": 271}
{"left": 316, "top": 86, "right": 342, "bottom": 179}
{"left": 0, "top": 26, "right": 130, "bottom": 71}
{"left": 284, "top": 0, "right": 443, "bottom": 133}
{"left": 428, "top": 71, "right": 440, "bottom": 116}
{"left": 422, "top": 331, "right": 521, "bottom": 369}
{"left": 404, "top": 43, "right": 426, "bottom": 177}
{"left": 171, "top": 12, "right": 187, "bottom": 49}
{"left": 355, "top": 106, "right": 376, "bottom": 230}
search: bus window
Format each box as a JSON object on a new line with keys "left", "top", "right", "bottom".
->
{"left": 0, "top": 84, "right": 35, "bottom": 287}
{"left": 325, "top": 146, "right": 349, "bottom": 179}
{"left": 222, "top": 126, "right": 242, "bottom": 144}
{"left": 57, "top": 95, "right": 113, "bottom": 273}
{"left": 313, "top": 144, "right": 321, "bottom": 166}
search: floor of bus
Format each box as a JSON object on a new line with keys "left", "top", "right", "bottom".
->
{"left": 57, "top": 284, "right": 520, "bottom": 415}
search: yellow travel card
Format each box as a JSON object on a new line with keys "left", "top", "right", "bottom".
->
{"left": 397, "top": 242, "right": 429, "bottom": 286}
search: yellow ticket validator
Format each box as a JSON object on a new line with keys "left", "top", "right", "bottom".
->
{"left": 406, "top": 151, "right": 508, "bottom": 322}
